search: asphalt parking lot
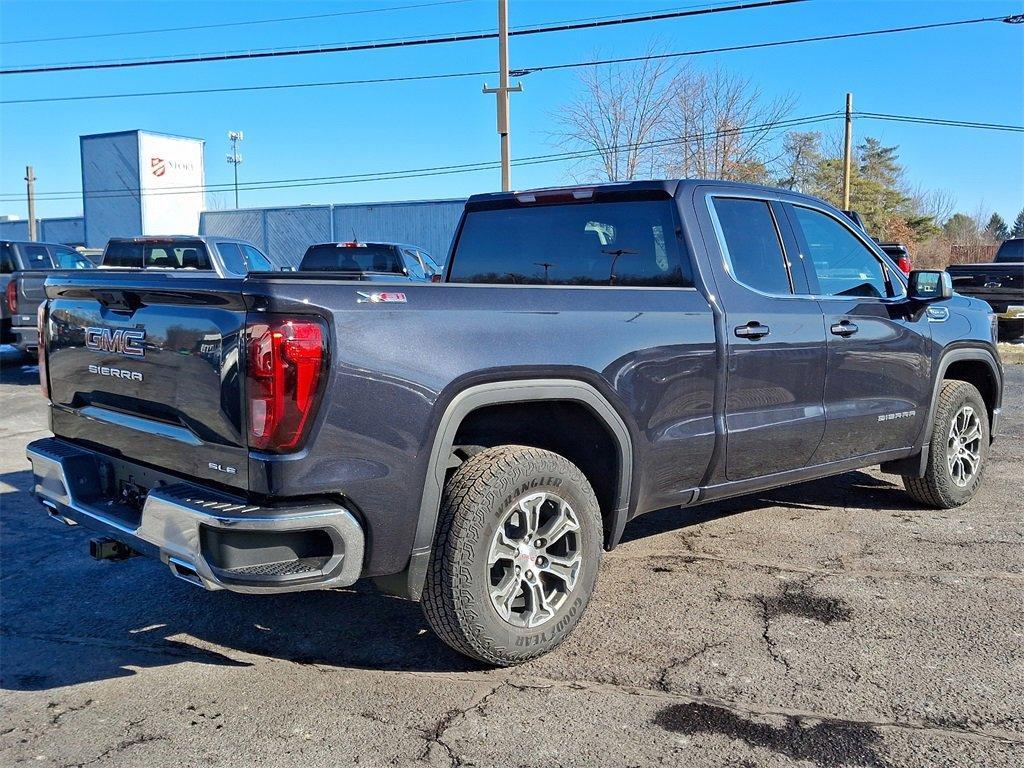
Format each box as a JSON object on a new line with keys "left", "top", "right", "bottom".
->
{"left": 1, "top": 349, "right": 1022, "bottom": 768}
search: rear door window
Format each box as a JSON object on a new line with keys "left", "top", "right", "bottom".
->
{"left": 216, "top": 242, "right": 246, "bottom": 274}
{"left": 51, "top": 246, "right": 93, "bottom": 269}
{"left": 448, "top": 199, "right": 692, "bottom": 286}
{"left": 241, "top": 244, "right": 273, "bottom": 271}
{"left": 23, "top": 245, "right": 54, "bottom": 269}
{"left": 711, "top": 198, "right": 792, "bottom": 295}
{"left": 402, "top": 249, "right": 426, "bottom": 279}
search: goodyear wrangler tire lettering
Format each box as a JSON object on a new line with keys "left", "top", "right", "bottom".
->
{"left": 421, "top": 446, "right": 602, "bottom": 666}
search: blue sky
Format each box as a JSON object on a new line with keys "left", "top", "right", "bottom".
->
{"left": 1, "top": 0, "right": 1022, "bottom": 223}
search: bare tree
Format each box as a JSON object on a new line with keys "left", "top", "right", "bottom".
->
{"left": 550, "top": 48, "right": 679, "bottom": 182}
{"left": 910, "top": 184, "right": 957, "bottom": 227}
{"left": 660, "top": 67, "right": 794, "bottom": 183}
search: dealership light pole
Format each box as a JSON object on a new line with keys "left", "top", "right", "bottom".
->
{"left": 24, "top": 166, "right": 37, "bottom": 241}
{"left": 227, "top": 131, "right": 244, "bottom": 208}
{"left": 482, "top": 0, "right": 522, "bottom": 191}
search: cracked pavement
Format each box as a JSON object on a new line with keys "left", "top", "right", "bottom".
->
{"left": 1, "top": 351, "right": 1022, "bottom": 767}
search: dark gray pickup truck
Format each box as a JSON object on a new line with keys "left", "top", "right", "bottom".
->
{"left": 26, "top": 180, "right": 1003, "bottom": 665}
{"left": 2, "top": 240, "right": 94, "bottom": 354}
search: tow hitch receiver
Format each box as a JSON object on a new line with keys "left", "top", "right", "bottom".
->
{"left": 89, "top": 537, "right": 137, "bottom": 561}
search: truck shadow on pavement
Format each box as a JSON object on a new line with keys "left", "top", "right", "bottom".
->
{"left": 0, "top": 354, "right": 38, "bottom": 386}
{"left": 1, "top": 466, "right": 912, "bottom": 690}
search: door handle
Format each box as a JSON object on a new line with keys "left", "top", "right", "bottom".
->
{"left": 734, "top": 321, "right": 771, "bottom": 340}
{"left": 830, "top": 320, "right": 859, "bottom": 337}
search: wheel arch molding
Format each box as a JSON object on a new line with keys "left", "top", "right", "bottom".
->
{"left": 883, "top": 344, "right": 1002, "bottom": 478}
{"left": 400, "top": 376, "right": 635, "bottom": 602}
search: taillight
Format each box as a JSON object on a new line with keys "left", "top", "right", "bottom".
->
{"left": 5, "top": 280, "right": 16, "bottom": 313}
{"left": 896, "top": 255, "right": 912, "bottom": 275}
{"left": 37, "top": 301, "right": 49, "bottom": 400}
{"left": 245, "top": 315, "right": 327, "bottom": 453}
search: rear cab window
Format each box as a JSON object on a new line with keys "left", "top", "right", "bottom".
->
{"left": 448, "top": 198, "right": 692, "bottom": 286}
{"left": 299, "top": 243, "right": 405, "bottom": 274}
{"left": 0, "top": 244, "right": 15, "bottom": 274}
{"left": 103, "top": 241, "right": 211, "bottom": 270}
{"left": 995, "top": 239, "right": 1023, "bottom": 262}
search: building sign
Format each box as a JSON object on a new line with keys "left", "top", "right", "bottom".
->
{"left": 139, "top": 133, "right": 205, "bottom": 236}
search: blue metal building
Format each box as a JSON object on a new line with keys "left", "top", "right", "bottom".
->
{"left": 200, "top": 198, "right": 466, "bottom": 268}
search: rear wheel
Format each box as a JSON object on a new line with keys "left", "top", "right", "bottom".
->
{"left": 902, "top": 380, "right": 989, "bottom": 508}
{"left": 421, "top": 445, "right": 602, "bottom": 666}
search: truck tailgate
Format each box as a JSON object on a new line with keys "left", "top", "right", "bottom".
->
{"left": 44, "top": 273, "right": 250, "bottom": 491}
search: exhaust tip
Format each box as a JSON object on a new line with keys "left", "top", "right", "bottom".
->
{"left": 168, "top": 557, "right": 206, "bottom": 588}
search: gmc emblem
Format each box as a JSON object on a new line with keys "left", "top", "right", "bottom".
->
{"left": 85, "top": 327, "right": 146, "bottom": 358}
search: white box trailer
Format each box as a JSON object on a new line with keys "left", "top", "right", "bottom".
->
{"left": 81, "top": 130, "right": 205, "bottom": 249}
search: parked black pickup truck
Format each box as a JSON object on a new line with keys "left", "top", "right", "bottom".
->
{"left": 946, "top": 238, "right": 1024, "bottom": 339}
{"left": 27, "top": 180, "right": 1003, "bottom": 665}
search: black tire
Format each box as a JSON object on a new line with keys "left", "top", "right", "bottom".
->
{"left": 902, "top": 380, "right": 989, "bottom": 508}
{"left": 421, "top": 445, "right": 603, "bottom": 666}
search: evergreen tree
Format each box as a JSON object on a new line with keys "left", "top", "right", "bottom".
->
{"left": 985, "top": 213, "right": 1009, "bottom": 241}
{"left": 1010, "top": 209, "right": 1024, "bottom": 239}
{"left": 944, "top": 213, "right": 980, "bottom": 245}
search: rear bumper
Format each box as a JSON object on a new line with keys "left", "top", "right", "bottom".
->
{"left": 26, "top": 437, "right": 365, "bottom": 593}
{"left": 11, "top": 323, "right": 37, "bottom": 352}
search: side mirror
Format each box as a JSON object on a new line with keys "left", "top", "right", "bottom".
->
{"left": 908, "top": 270, "right": 952, "bottom": 302}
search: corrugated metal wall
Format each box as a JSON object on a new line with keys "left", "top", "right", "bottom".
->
{"left": 40, "top": 217, "right": 86, "bottom": 245}
{"left": 201, "top": 198, "right": 465, "bottom": 268}
{"left": 81, "top": 132, "right": 142, "bottom": 248}
{"left": 199, "top": 209, "right": 266, "bottom": 251}
{"left": 266, "top": 206, "right": 332, "bottom": 267}
{"left": 332, "top": 200, "right": 465, "bottom": 264}
{"left": 0, "top": 217, "right": 86, "bottom": 245}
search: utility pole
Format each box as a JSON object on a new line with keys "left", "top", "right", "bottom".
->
{"left": 482, "top": 0, "right": 522, "bottom": 191}
{"left": 842, "top": 92, "right": 853, "bottom": 210}
{"left": 227, "top": 131, "right": 244, "bottom": 208}
{"left": 24, "top": 166, "right": 37, "bottom": 241}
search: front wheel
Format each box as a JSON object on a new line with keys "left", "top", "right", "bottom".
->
{"left": 421, "top": 445, "right": 603, "bottom": 666}
{"left": 902, "top": 380, "right": 989, "bottom": 508}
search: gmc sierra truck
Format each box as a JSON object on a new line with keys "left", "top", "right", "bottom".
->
{"left": 26, "top": 180, "right": 1003, "bottom": 666}
{"left": 946, "top": 238, "right": 1024, "bottom": 340}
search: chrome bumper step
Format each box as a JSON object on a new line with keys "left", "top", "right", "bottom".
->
{"left": 26, "top": 437, "right": 365, "bottom": 594}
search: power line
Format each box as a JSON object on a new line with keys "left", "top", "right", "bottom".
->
{"left": 16, "top": 0, "right": 746, "bottom": 67}
{"left": 0, "top": 0, "right": 474, "bottom": 45}
{"left": 4, "top": 13, "right": 1016, "bottom": 106}
{"left": 0, "top": 0, "right": 805, "bottom": 75}
{"left": 857, "top": 112, "right": 1024, "bottom": 133}
{"left": 515, "top": 14, "right": 1019, "bottom": 75}
{"left": 0, "top": 114, "right": 840, "bottom": 202}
